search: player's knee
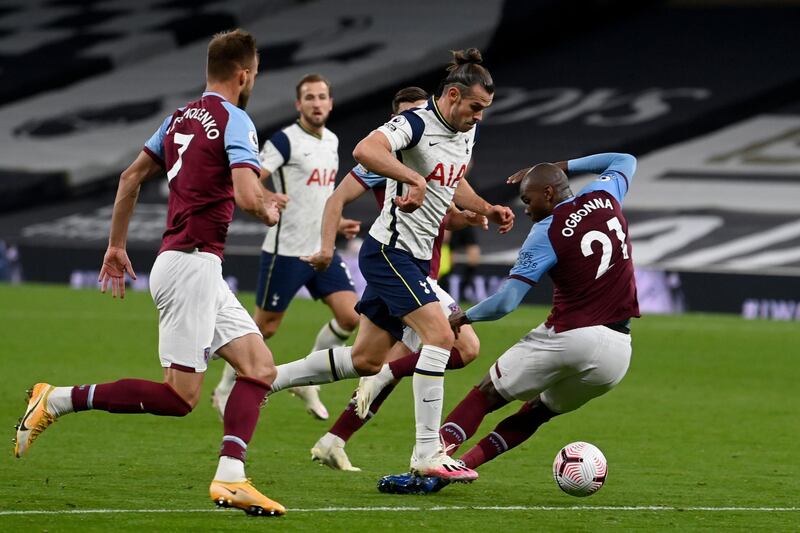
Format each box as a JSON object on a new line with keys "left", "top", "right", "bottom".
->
{"left": 237, "top": 358, "right": 277, "bottom": 384}
{"left": 179, "top": 398, "right": 197, "bottom": 414}
{"left": 336, "top": 311, "right": 359, "bottom": 333}
{"left": 456, "top": 331, "right": 480, "bottom": 364}
{"left": 424, "top": 327, "right": 455, "bottom": 350}
{"left": 168, "top": 386, "right": 199, "bottom": 414}
{"left": 255, "top": 317, "right": 279, "bottom": 339}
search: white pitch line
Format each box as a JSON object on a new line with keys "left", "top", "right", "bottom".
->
{"left": 0, "top": 505, "right": 798, "bottom": 516}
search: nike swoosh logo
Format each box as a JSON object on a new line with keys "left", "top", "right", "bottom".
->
{"left": 223, "top": 487, "right": 238, "bottom": 495}
{"left": 19, "top": 395, "right": 43, "bottom": 431}
{"left": 422, "top": 398, "right": 441, "bottom": 403}
{"left": 428, "top": 141, "right": 440, "bottom": 146}
{"left": 303, "top": 152, "right": 312, "bottom": 156}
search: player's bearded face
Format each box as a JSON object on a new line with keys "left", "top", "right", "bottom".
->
{"left": 237, "top": 58, "right": 258, "bottom": 110}
{"left": 297, "top": 81, "right": 333, "bottom": 128}
{"left": 449, "top": 86, "right": 493, "bottom": 132}
{"left": 238, "top": 84, "right": 251, "bottom": 110}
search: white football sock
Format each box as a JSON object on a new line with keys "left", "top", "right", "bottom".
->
{"left": 312, "top": 319, "right": 354, "bottom": 351}
{"left": 413, "top": 345, "right": 451, "bottom": 458}
{"left": 319, "top": 432, "right": 345, "bottom": 448}
{"left": 214, "top": 362, "right": 237, "bottom": 396}
{"left": 214, "top": 456, "right": 246, "bottom": 483}
{"left": 271, "top": 346, "right": 357, "bottom": 393}
{"left": 46, "top": 386, "right": 75, "bottom": 417}
{"left": 372, "top": 364, "right": 395, "bottom": 390}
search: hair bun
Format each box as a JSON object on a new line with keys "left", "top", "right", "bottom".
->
{"left": 448, "top": 48, "right": 483, "bottom": 71}
{"left": 442, "top": 47, "right": 494, "bottom": 94}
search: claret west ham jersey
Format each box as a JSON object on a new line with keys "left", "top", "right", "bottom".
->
{"left": 259, "top": 122, "right": 339, "bottom": 257}
{"left": 143, "top": 91, "right": 261, "bottom": 260}
{"left": 509, "top": 157, "right": 640, "bottom": 332}
{"left": 368, "top": 97, "right": 477, "bottom": 261}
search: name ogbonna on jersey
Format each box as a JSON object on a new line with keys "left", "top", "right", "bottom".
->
{"left": 561, "top": 197, "right": 613, "bottom": 237}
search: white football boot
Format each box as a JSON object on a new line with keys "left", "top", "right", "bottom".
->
{"left": 210, "top": 388, "right": 230, "bottom": 421}
{"left": 289, "top": 385, "right": 329, "bottom": 420}
{"left": 354, "top": 369, "right": 393, "bottom": 420}
{"left": 409, "top": 445, "right": 478, "bottom": 483}
{"left": 310, "top": 433, "right": 361, "bottom": 471}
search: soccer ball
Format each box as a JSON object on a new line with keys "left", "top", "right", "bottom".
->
{"left": 552, "top": 441, "right": 607, "bottom": 497}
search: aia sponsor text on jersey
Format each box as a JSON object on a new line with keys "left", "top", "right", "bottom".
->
{"left": 426, "top": 163, "right": 466, "bottom": 188}
{"left": 306, "top": 168, "right": 336, "bottom": 186}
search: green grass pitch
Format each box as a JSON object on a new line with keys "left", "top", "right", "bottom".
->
{"left": 1, "top": 284, "right": 798, "bottom": 531}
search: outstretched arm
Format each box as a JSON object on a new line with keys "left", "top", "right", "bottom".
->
{"left": 453, "top": 178, "right": 514, "bottom": 233}
{"left": 507, "top": 154, "right": 635, "bottom": 185}
{"left": 449, "top": 278, "right": 531, "bottom": 334}
{"left": 302, "top": 176, "right": 366, "bottom": 271}
{"left": 565, "top": 152, "right": 636, "bottom": 179}
{"left": 445, "top": 203, "right": 488, "bottom": 231}
{"left": 100, "top": 150, "right": 163, "bottom": 299}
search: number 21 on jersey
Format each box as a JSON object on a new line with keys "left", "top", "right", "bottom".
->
{"left": 581, "top": 216, "right": 629, "bottom": 279}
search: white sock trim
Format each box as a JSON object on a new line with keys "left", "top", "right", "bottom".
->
{"left": 441, "top": 422, "right": 467, "bottom": 442}
{"left": 329, "top": 319, "right": 354, "bottom": 339}
{"left": 87, "top": 384, "right": 96, "bottom": 410}
{"left": 489, "top": 431, "right": 509, "bottom": 452}
{"left": 222, "top": 435, "right": 248, "bottom": 450}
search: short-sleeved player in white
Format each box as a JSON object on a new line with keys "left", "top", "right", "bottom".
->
{"left": 213, "top": 77, "right": 359, "bottom": 423}
{"left": 370, "top": 99, "right": 478, "bottom": 260}
{"left": 260, "top": 122, "right": 339, "bottom": 257}
{"left": 265, "top": 56, "right": 506, "bottom": 482}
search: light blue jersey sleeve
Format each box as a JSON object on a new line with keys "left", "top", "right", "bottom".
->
{"left": 568, "top": 153, "right": 637, "bottom": 204}
{"left": 222, "top": 101, "right": 260, "bottom": 172}
{"left": 464, "top": 278, "right": 532, "bottom": 323}
{"left": 350, "top": 163, "right": 387, "bottom": 189}
{"left": 465, "top": 217, "right": 558, "bottom": 323}
{"left": 508, "top": 216, "right": 558, "bottom": 285}
{"left": 143, "top": 113, "right": 174, "bottom": 163}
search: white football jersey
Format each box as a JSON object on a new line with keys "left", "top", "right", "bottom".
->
{"left": 369, "top": 98, "right": 477, "bottom": 260}
{"left": 260, "top": 122, "right": 339, "bottom": 257}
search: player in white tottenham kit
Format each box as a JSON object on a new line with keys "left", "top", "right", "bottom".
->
{"left": 212, "top": 74, "right": 360, "bottom": 420}
{"left": 267, "top": 49, "right": 514, "bottom": 483}
{"left": 302, "top": 87, "right": 486, "bottom": 471}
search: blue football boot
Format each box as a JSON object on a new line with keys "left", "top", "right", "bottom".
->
{"left": 377, "top": 472, "right": 450, "bottom": 495}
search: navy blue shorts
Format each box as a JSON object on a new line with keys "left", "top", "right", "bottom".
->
{"left": 355, "top": 235, "right": 438, "bottom": 341}
{"left": 255, "top": 251, "right": 355, "bottom": 312}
